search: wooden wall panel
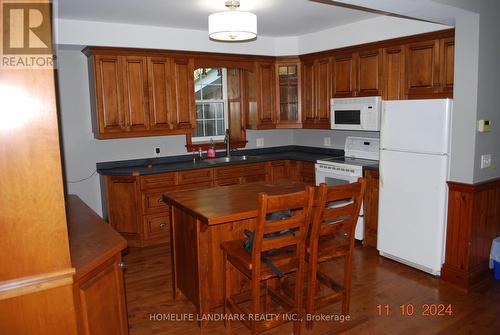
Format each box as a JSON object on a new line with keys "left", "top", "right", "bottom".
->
{"left": 441, "top": 178, "right": 500, "bottom": 289}
{"left": 0, "top": 1, "right": 77, "bottom": 333}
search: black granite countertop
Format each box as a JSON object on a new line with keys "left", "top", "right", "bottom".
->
{"left": 97, "top": 145, "right": 347, "bottom": 176}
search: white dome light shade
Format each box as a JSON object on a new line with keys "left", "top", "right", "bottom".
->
{"left": 208, "top": 11, "right": 257, "bottom": 42}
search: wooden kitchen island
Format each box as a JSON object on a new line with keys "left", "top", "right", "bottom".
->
{"left": 162, "top": 181, "right": 307, "bottom": 326}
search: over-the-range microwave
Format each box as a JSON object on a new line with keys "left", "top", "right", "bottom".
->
{"left": 330, "top": 96, "right": 382, "bottom": 131}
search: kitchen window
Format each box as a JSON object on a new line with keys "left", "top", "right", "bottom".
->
{"left": 193, "top": 67, "right": 228, "bottom": 142}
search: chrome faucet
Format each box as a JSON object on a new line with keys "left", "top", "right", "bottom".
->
{"left": 224, "top": 128, "right": 231, "bottom": 158}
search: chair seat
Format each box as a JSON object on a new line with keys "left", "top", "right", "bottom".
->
{"left": 221, "top": 239, "right": 299, "bottom": 281}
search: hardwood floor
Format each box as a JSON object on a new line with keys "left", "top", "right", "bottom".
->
{"left": 123, "top": 243, "right": 499, "bottom": 335}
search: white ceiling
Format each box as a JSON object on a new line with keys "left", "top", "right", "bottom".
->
{"left": 57, "top": 0, "right": 378, "bottom": 37}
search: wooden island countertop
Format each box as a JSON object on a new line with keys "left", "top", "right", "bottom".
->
{"left": 162, "top": 181, "right": 309, "bottom": 327}
{"left": 162, "top": 181, "right": 308, "bottom": 225}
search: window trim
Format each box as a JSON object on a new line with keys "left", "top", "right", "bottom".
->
{"left": 192, "top": 68, "right": 229, "bottom": 143}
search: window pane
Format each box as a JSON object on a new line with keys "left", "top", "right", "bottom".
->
{"left": 212, "top": 76, "right": 222, "bottom": 85}
{"left": 194, "top": 121, "right": 204, "bottom": 137}
{"left": 202, "top": 84, "right": 222, "bottom": 100}
{"left": 216, "top": 120, "right": 224, "bottom": 136}
{"left": 196, "top": 104, "right": 203, "bottom": 119}
{"left": 193, "top": 68, "right": 227, "bottom": 140}
{"left": 205, "top": 119, "right": 216, "bottom": 136}
{"left": 214, "top": 103, "right": 224, "bottom": 118}
{"left": 203, "top": 103, "right": 214, "bottom": 119}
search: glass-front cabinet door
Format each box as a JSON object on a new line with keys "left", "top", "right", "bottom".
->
{"left": 276, "top": 59, "right": 301, "bottom": 128}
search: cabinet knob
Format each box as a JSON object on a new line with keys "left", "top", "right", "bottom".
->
{"left": 159, "top": 222, "right": 166, "bottom": 230}
{"left": 157, "top": 196, "right": 164, "bottom": 204}
{"left": 118, "top": 261, "right": 127, "bottom": 269}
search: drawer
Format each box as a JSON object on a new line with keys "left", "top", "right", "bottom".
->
{"left": 214, "top": 177, "right": 241, "bottom": 186}
{"left": 142, "top": 189, "right": 169, "bottom": 214}
{"left": 178, "top": 168, "right": 213, "bottom": 185}
{"left": 144, "top": 214, "right": 169, "bottom": 238}
{"left": 241, "top": 163, "right": 267, "bottom": 176}
{"left": 174, "top": 181, "right": 213, "bottom": 191}
{"left": 243, "top": 174, "right": 266, "bottom": 184}
{"left": 214, "top": 166, "right": 243, "bottom": 179}
{"left": 140, "top": 172, "right": 176, "bottom": 190}
{"left": 215, "top": 163, "right": 266, "bottom": 180}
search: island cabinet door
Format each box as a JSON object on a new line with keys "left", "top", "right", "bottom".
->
{"left": 74, "top": 254, "right": 128, "bottom": 335}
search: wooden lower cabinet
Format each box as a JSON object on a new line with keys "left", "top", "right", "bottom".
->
{"left": 67, "top": 195, "right": 128, "bottom": 335}
{"left": 300, "top": 161, "right": 316, "bottom": 185}
{"left": 104, "top": 160, "right": 317, "bottom": 246}
{"left": 363, "top": 169, "right": 379, "bottom": 247}
{"left": 73, "top": 254, "right": 128, "bottom": 335}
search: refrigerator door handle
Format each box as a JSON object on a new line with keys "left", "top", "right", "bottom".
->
{"left": 379, "top": 149, "right": 384, "bottom": 188}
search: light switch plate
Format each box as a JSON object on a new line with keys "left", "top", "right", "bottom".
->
{"left": 256, "top": 138, "right": 264, "bottom": 147}
{"left": 481, "top": 154, "right": 491, "bottom": 169}
{"left": 323, "top": 137, "right": 331, "bottom": 146}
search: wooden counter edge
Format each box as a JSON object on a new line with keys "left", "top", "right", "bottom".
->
{"left": 162, "top": 193, "right": 259, "bottom": 226}
{"left": 66, "top": 195, "right": 128, "bottom": 281}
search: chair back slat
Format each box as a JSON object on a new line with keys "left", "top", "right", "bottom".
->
{"left": 309, "top": 179, "right": 366, "bottom": 249}
{"left": 263, "top": 214, "right": 305, "bottom": 235}
{"left": 319, "top": 219, "right": 353, "bottom": 236}
{"left": 252, "top": 187, "right": 314, "bottom": 264}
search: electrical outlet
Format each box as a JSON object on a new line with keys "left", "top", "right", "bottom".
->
{"left": 481, "top": 154, "right": 491, "bottom": 169}
{"left": 256, "top": 138, "right": 264, "bottom": 147}
{"left": 323, "top": 137, "right": 331, "bottom": 146}
{"left": 154, "top": 147, "right": 161, "bottom": 157}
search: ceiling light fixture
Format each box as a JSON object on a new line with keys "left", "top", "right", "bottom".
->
{"left": 208, "top": 1, "right": 257, "bottom": 42}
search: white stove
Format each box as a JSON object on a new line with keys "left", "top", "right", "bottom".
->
{"left": 315, "top": 136, "right": 380, "bottom": 240}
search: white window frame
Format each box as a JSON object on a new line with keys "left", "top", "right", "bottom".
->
{"left": 192, "top": 68, "right": 229, "bottom": 143}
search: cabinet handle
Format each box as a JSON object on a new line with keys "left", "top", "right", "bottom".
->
{"left": 159, "top": 222, "right": 166, "bottom": 230}
{"left": 118, "top": 262, "right": 127, "bottom": 269}
{"left": 157, "top": 196, "right": 164, "bottom": 204}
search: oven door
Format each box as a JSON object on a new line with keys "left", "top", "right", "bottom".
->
{"left": 314, "top": 165, "right": 364, "bottom": 240}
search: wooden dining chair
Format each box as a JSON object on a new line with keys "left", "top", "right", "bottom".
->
{"left": 305, "top": 178, "right": 366, "bottom": 330}
{"left": 221, "top": 186, "right": 315, "bottom": 335}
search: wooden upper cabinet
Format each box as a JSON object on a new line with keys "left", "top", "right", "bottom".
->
{"left": 357, "top": 49, "right": 383, "bottom": 96}
{"left": 301, "top": 59, "right": 315, "bottom": 126}
{"left": 246, "top": 61, "right": 277, "bottom": 129}
{"left": 91, "top": 55, "right": 126, "bottom": 135}
{"left": 332, "top": 49, "right": 382, "bottom": 98}
{"left": 383, "top": 46, "right": 406, "bottom": 100}
{"left": 332, "top": 53, "right": 356, "bottom": 98}
{"left": 300, "top": 57, "right": 330, "bottom": 129}
{"left": 405, "top": 39, "right": 440, "bottom": 97}
{"left": 315, "top": 57, "right": 331, "bottom": 126}
{"left": 122, "top": 56, "right": 149, "bottom": 131}
{"left": 405, "top": 38, "right": 454, "bottom": 98}
{"left": 85, "top": 48, "right": 196, "bottom": 139}
{"left": 440, "top": 37, "right": 455, "bottom": 96}
{"left": 147, "top": 57, "right": 175, "bottom": 130}
{"left": 276, "top": 59, "right": 301, "bottom": 128}
{"left": 257, "top": 61, "right": 276, "bottom": 128}
{"left": 172, "top": 57, "right": 196, "bottom": 129}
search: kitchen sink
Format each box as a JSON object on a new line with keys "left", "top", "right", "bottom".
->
{"left": 203, "top": 155, "right": 261, "bottom": 164}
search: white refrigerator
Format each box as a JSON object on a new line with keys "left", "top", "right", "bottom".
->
{"left": 377, "top": 99, "right": 452, "bottom": 275}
